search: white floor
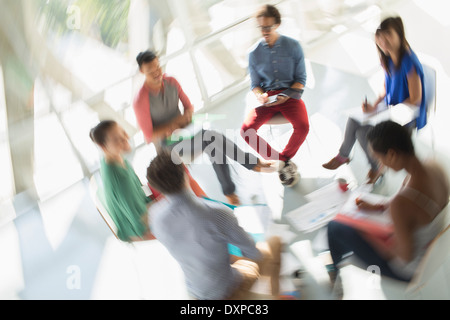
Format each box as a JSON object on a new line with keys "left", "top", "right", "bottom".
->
{"left": 1, "top": 0, "right": 450, "bottom": 300}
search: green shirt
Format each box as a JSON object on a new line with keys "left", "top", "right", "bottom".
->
{"left": 100, "top": 158, "right": 151, "bottom": 241}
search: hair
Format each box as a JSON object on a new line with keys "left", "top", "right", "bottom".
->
{"left": 256, "top": 4, "right": 281, "bottom": 25}
{"left": 90, "top": 120, "right": 117, "bottom": 147}
{"left": 136, "top": 50, "right": 157, "bottom": 68}
{"left": 367, "top": 120, "right": 415, "bottom": 156}
{"left": 375, "top": 16, "right": 410, "bottom": 74}
{"left": 146, "top": 150, "right": 186, "bottom": 195}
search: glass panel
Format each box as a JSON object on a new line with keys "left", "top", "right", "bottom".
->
{"left": 0, "top": 65, "right": 14, "bottom": 203}
{"left": 60, "top": 101, "right": 102, "bottom": 174}
{"left": 181, "top": 0, "right": 272, "bottom": 38}
{"left": 194, "top": 19, "right": 260, "bottom": 97}
{"left": 33, "top": 112, "right": 84, "bottom": 200}
{"left": 104, "top": 78, "right": 133, "bottom": 113}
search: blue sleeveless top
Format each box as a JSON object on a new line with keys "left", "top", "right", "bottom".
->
{"left": 385, "top": 50, "right": 427, "bottom": 129}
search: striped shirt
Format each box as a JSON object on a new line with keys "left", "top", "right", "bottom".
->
{"left": 148, "top": 190, "right": 262, "bottom": 300}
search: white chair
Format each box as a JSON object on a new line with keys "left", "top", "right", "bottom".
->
{"left": 266, "top": 113, "right": 290, "bottom": 126}
{"left": 88, "top": 173, "right": 155, "bottom": 299}
{"left": 420, "top": 64, "right": 437, "bottom": 152}
{"left": 264, "top": 111, "right": 317, "bottom": 160}
{"left": 89, "top": 173, "right": 155, "bottom": 242}
{"left": 338, "top": 221, "right": 450, "bottom": 300}
{"left": 89, "top": 173, "right": 119, "bottom": 240}
{"left": 406, "top": 224, "right": 450, "bottom": 299}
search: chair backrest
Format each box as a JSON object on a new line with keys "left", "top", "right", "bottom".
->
{"left": 407, "top": 223, "right": 450, "bottom": 299}
{"left": 89, "top": 174, "right": 119, "bottom": 240}
{"left": 422, "top": 64, "right": 437, "bottom": 117}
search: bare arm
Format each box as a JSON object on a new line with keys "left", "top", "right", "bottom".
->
{"left": 363, "top": 84, "right": 386, "bottom": 113}
{"left": 152, "top": 111, "right": 192, "bottom": 140}
{"left": 253, "top": 87, "right": 269, "bottom": 105}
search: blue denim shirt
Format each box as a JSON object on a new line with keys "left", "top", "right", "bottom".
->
{"left": 385, "top": 50, "right": 426, "bottom": 129}
{"left": 249, "top": 35, "right": 307, "bottom": 91}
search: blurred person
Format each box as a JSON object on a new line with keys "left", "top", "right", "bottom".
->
{"left": 90, "top": 120, "right": 204, "bottom": 241}
{"left": 322, "top": 17, "right": 426, "bottom": 184}
{"left": 328, "top": 121, "right": 449, "bottom": 286}
{"left": 146, "top": 151, "right": 282, "bottom": 300}
{"left": 241, "top": 4, "right": 309, "bottom": 187}
{"left": 133, "top": 50, "right": 275, "bottom": 206}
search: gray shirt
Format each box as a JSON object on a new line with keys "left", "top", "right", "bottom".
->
{"left": 149, "top": 191, "right": 262, "bottom": 300}
{"left": 149, "top": 78, "right": 181, "bottom": 128}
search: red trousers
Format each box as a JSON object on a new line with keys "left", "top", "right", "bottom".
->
{"left": 241, "top": 90, "right": 309, "bottom": 162}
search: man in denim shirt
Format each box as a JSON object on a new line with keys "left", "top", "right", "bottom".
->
{"left": 241, "top": 4, "right": 309, "bottom": 187}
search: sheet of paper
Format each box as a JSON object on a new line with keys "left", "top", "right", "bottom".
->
{"left": 346, "top": 103, "right": 388, "bottom": 124}
{"left": 263, "top": 95, "right": 278, "bottom": 106}
{"left": 339, "top": 191, "right": 392, "bottom": 226}
{"left": 346, "top": 103, "right": 419, "bottom": 126}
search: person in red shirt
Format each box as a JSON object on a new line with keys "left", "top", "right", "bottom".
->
{"left": 133, "top": 51, "right": 274, "bottom": 206}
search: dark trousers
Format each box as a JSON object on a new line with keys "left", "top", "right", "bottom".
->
{"left": 327, "top": 220, "right": 411, "bottom": 282}
{"left": 164, "top": 129, "right": 258, "bottom": 196}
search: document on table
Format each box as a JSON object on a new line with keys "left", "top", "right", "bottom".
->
{"left": 337, "top": 191, "right": 392, "bottom": 227}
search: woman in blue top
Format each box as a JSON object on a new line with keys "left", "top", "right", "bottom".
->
{"left": 322, "top": 17, "right": 425, "bottom": 184}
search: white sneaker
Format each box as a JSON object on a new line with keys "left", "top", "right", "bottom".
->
{"left": 278, "top": 160, "right": 300, "bottom": 187}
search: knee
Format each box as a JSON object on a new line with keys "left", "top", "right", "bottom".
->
{"left": 240, "top": 124, "right": 257, "bottom": 141}
{"left": 240, "top": 125, "right": 247, "bottom": 138}
{"left": 240, "top": 122, "right": 255, "bottom": 134}
{"left": 355, "top": 128, "right": 365, "bottom": 143}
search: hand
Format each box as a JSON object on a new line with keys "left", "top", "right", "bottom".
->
{"left": 361, "top": 101, "right": 377, "bottom": 114}
{"left": 257, "top": 92, "right": 269, "bottom": 105}
{"left": 178, "top": 109, "right": 193, "bottom": 128}
{"left": 355, "top": 197, "right": 386, "bottom": 212}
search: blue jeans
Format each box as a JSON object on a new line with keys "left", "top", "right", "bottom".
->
{"left": 327, "top": 220, "right": 411, "bottom": 282}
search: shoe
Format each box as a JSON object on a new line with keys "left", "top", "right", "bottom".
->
{"left": 278, "top": 160, "right": 300, "bottom": 187}
{"left": 322, "top": 155, "right": 350, "bottom": 170}
{"left": 366, "top": 168, "right": 384, "bottom": 184}
{"left": 225, "top": 193, "right": 241, "bottom": 206}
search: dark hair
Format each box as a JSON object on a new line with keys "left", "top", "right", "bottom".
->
{"left": 367, "top": 121, "right": 415, "bottom": 156}
{"left": 136, "top": 50, "right": 157, "bottom": 68}
{"left": 147, "top": 150, "right": 186, "bottom": 195}
{"left": 375, "top": 17, "right": 410, "bottom": 74}
{"left": 256, "top": 4, "right": 281, "bottom": 25}
{"left": 90, "top": 120, "right": 117, "bottom": 147}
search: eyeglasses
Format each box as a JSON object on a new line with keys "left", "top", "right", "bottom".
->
{"left": 257, "top": 25, "right": 276, "bottom": 32}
